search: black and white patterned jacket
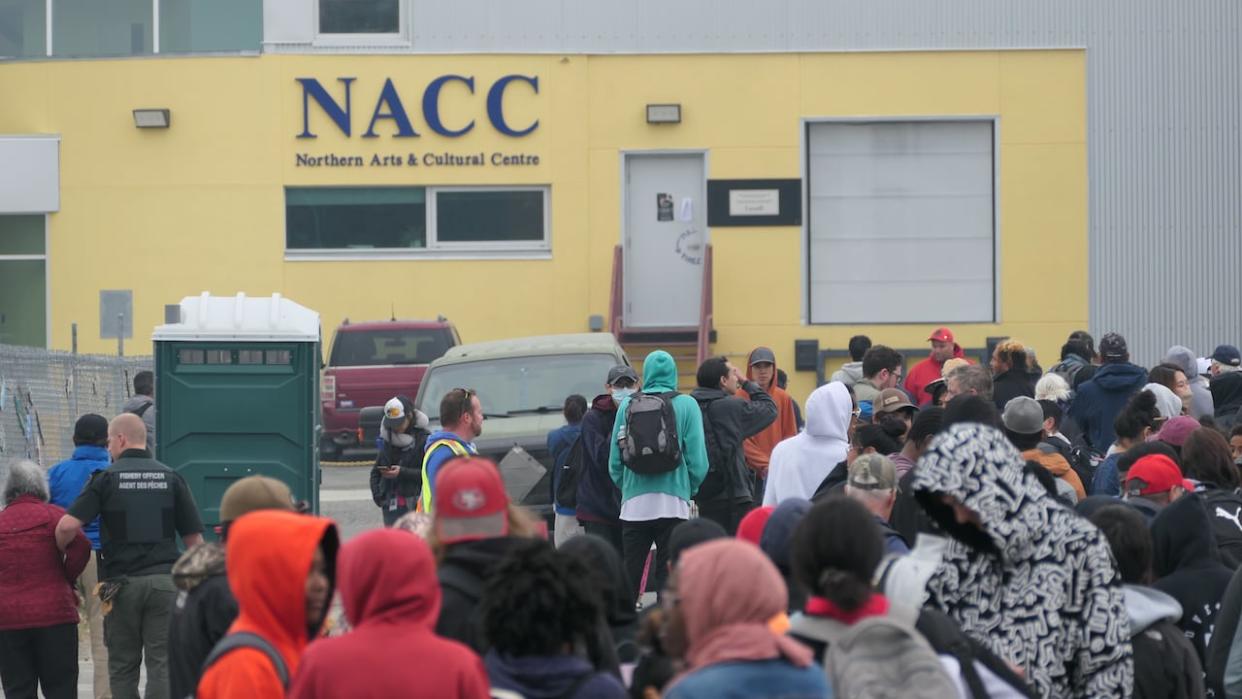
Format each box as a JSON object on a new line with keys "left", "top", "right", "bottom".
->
{"left": 912, "top": 423, "right": 1134, "bottom": 698}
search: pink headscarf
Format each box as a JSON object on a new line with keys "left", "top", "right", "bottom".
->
{"left": 674, "top": 539, "right": 813, "bottom": 676}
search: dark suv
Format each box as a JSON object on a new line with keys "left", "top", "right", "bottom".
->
{"left": 320, "top": 319, "right": 459, "bottom": 459}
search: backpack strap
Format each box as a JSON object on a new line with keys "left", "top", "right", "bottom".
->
{"left": 201, "top": 632, "right": 289, "bottom": 689}
{"left": 788, "top": 612, "right": 850, "bottom": 645}
{"left": 129, "top": 401, "right": 152, "bottom": 418}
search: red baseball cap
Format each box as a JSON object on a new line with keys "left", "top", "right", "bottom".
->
{"left": 1125, "top": 454, "right": 1185, "bottom": 496}
{"left": 928, "top": 327, "right": 955, "bottom": 343}
{"left": 434, "top": 457, "right": 510, "bottom": 544}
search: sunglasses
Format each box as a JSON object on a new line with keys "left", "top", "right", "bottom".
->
{"left": 455, "top": 387, "right": 477, "bottom": 416}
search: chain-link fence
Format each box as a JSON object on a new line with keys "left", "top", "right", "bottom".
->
{"left": 0, "top": 344, "right": 152, "bottom": 467}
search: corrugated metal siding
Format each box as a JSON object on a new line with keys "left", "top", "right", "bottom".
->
{"left": 267, "top": 0, "right": 1242, "bottom": 364}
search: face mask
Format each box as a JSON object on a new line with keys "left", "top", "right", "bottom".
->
{"left": 388, "top": 431, "right": 414, "bottom": 448}
{"left": 613, "top": 387, "right": 636, "bottom": 401}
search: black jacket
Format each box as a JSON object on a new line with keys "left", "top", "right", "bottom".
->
{"left": 576, "top": 395, "right": 623, "bottom": 523}
{"left": 436, "top": 537, "right": 528, "bottom": 654}
{"left": 369, "top": 423, "right": 430, "bottom": 525}
{"left": 991, "top": 368, "right": 1035, "bottom": 412}
{"left": 1152, "top": 493, "right": 1234, "bottom": 693}
{"left": 1206, "top": 565, "right": 1242, "bottom": 694}
{"left": 688, "top": 381, "right": 777, "bottom": 505}
{"left": 1212, "top": 372, "right": 1242, "bottom": 430}
{"left": 168, "top": 544, "right": 237, "bottom": 699}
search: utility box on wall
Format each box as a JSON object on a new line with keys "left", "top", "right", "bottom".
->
{"left": 153, "top": 293, "right": 321, "bottom": 539}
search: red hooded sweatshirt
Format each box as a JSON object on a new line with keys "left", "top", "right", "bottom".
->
{"left": 289, "top": 529, "right": 490, "bottom": 699}
{"left": 736, "top": 349, "right": 799, "bottom": 474}
{"left": 197, "top": 511, "right": 338, "bottom": 699}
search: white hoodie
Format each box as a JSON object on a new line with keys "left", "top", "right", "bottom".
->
{"left": 762, "top": 382, "right": 851, "bottom": 506}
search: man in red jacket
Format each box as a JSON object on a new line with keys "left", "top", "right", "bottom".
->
{"left": 906, "top": 327, "right": 968, "bottom": 406}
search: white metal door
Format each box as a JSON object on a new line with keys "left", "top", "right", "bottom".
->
{"left": 623, "top": 153, "right": 706, "bottom": 328}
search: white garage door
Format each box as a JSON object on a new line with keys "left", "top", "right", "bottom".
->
{"left": 806, "top": 120, "right": 995, "bottom": 324}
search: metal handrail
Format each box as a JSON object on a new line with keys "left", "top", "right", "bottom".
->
{"left": 696, "top": 245, "right": 714, "bottom": 364}
{"left": 609, "top": 244, "right": 623, "bottom": 337}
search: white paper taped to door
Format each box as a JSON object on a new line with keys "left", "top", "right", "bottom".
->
{"left": 679, "top": 197, "right": 694, "bottom": 222}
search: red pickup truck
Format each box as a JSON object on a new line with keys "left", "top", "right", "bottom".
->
{"left": 320, "top": 318, "right": 459, "bottom": 460}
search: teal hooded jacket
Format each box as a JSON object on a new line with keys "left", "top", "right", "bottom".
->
{"left": 608, "top": 350, "right": 710, "bottom": 504}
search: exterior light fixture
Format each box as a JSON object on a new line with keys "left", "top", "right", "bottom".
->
{"left": 646, "top": 104, "right": 681, "bottom": 124}
{"left": 132, "top": 108, "right": 171, "bottom": 129}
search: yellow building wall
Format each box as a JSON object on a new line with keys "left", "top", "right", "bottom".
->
{"left": 0, "top": 50, "right": 1086, "bottom": 403}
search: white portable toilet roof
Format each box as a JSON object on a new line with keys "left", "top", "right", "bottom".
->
{"left": 153, "top": 293, "right": 320, "bottom": 343}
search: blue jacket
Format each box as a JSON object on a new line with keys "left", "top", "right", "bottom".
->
{"left": 484, "top": 651, "right": 626, "bottom": 699}
{"left": 665, "top": 659, "right": 831, "bottom": 699}
{"left": 576, "top": 395, "right": 622, "bottom": 523}
{"left": 548, "top": 422, "right": 583, "bottom": 516}
{"left": 1092, "top": 452, "right": 1122, "bottom": 496}
{"left": 1069, "top": 362, "right": 1149, "bottom": 452}
{"left": 422, "top": 430, "right": 477, "bottom": 506}
{"left": 48, "top": 445, "right": 111, "bottom": 549}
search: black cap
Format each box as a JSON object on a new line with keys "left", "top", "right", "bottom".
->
{"left": 749, "top": 347, "right": 777, "bottom": 366}
{"left": 73, "top": 414, "right": 109, "bottom": 446}
{"left": 607, "top": 365, "right": 639, "bottom": 385}
{"left": 1099, "top": 333, "right": 1129, "bottom": 361}
{"left": 1213, "top": 345, "right": 1242, "bottom": 367}
{"left": 668, "top": 518, "right": 727, "bottom": 566}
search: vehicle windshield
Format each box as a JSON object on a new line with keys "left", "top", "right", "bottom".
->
{"left": 419, "top": 353, "right": 621, "bottom": 420}
{"left": 329, "top": 329, "right": 453, "bottom": 367}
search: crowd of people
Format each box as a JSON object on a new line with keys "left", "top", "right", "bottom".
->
{"left": 4, "top": 331, "right": 1242, "bottom": 698}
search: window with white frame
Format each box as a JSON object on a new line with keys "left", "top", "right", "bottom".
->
{"left": 285, "top": 186, "right": 549, "bottom": 255}
{"left": 806, "top": 120, "right": 996, "bottom": 324}
{"left": 0, "top": 215, "right": 47, "bottom": 347}
{"left": 318, "top": 0, "right": 401, "bottom": 36}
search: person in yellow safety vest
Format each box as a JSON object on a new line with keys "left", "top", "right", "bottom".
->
{"left": 420, "top": 387, "right": 484, "bottom": 513}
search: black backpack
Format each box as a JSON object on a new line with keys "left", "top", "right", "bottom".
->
{"left": 692, "top": 395, "right": 731, "bottom": 503}
{"left": 1202, "top": 488, "right": 1242, "bottom": 570}
{"left": 554, "top": 434, "right": 586, "bottom": 509}
{"left": 618, "top": 392, "right": 682, "bottom": 475}
{"left": 194, "top": 632, "right": 288, "bottom": 698}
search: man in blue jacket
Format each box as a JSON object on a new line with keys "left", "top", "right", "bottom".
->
{"left": 47, "top": 413, "right": 112, "bottom": 699}
{"left": 420, "top": 387, "right": 482, "bottom": 513}
{"left": 609, "top": 350, "right": 709, "bottom": 603}
{"left": 1070, "top": 332, "right": 1149, "bottom": 453}
{"left": 548, "top": 394, "right": 588, "bottom": 547}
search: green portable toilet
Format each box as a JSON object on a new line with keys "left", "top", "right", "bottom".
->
{"left": 153, "top": 293, "right": 321, "bottom": 537}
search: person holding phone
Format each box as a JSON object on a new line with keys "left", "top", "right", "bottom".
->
{"left": 371, "top": 395, "right": 431, "bottom": 527}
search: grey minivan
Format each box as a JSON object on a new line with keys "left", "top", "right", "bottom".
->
{"left": 414, "top": 333, "right": 630, "bottom": 519}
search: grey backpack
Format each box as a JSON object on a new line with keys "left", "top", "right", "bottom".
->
{"left": 618, "top": 391, "right": 682, "bottom": 475}
{"left": 789, "top": 605, "right": 957, "bottom": 699}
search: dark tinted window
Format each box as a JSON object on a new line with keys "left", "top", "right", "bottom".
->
{"left": 286, "top": 188, "right": 426, "bottom": 250}
{"left": 436, "top": 190, "right": 544, "bottom": 243}
{"left": 329, "top": 329, "right": 452, "bottom": 367}
{"left": 319, "top": 0, "right": 399, "bottom": 34}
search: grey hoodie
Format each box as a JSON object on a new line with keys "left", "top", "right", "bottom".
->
{"left": 829, "top": 361, "right": 865, "bottom": 388}
{"left": 122, "top": 394, "right": 156, "bottom": 453}
{"left": 1125, "top": 584, "right": 1182, "bottom": 636}
{"left": 1167, "top": 345, "right": 1215, "bottom": 419}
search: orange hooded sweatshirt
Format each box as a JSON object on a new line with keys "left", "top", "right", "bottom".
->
{"left": 197, "top": 510, "right": 338, "bottom": 699}
{"left": 735, "top": 348, "right": 799, "bottom": 474}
